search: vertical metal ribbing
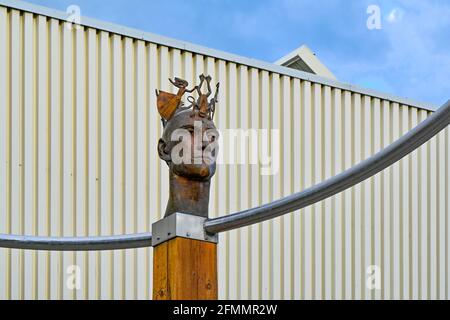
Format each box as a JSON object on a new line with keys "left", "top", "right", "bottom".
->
{"left": 410, "top": 108, "right": 419, "bottom": 299}
{"left": 99, "top": 30, "right": 111, "bottom": 299}
{"left": 400, "top": 104, "right": 411, "bottom": 299}
{"left": 270, "top": 72, "right": 280, "bottom": 300}
{"left": 74, "top": 24, "right": 87, "bottom": 300}
{"left": 281, "top": 75, "right": 292, "bottom": 300}
{"left": 312, "top": 83, "right": 323, "bottom": 299}
{"left": 323, "top": 86, "right": 333, "bottom": 299}
{"left": 293, "top": 81, "right": 300, "bottom": 301}
{"left": 0, "top": 7, "right": 9, "bottom": 299}
{"left": 343, "top": 91, "right": 353, "bottom": 299}
{"left": 437, "top": 129, "right": 447, "bottom": 299}
{"left": 228, "top": 62, "right": 238, "bottom": 299}
{"left": 23, "top": 11, "right": 35, "bottom": 299}
{"left": 1, "top": 5, "right": 450, "bottom": 300}
{"left": 353, "top": 93, "right": 362, "bottom": 299}
{"left": 371, "top": 98, "right": 381, "bottom": 300}
{"left": 147, "top": 42, "right": 159, "bottom": 299}
{"left": 391, "top": 103, "right": 401, "bottom": 299}
{"left": 260, "top": 70, "right": 270, "bottom": 299}
{"left": 349, "top": 93, "right": 357, "bottom": 300}
{"left": 215, "top": 59, "right": 227, "bottom": 299}
{"left": 301, "top": 80, "right": 312, "bottom": 299}
{"left": 333, "top": 88, "right": 343, "bottom": 299}
{"left": 429, "top": 110, "right": 436, "bottom": 299}
{"left": 141, "top": 41, "right": 150, "bottom": 299}
{"left": 237, "top": 64, "right": 250, "bottom": 300}
{"left": 10, "top": 9, "right": 22, "bottom": 300}
{"left": 61, "top": 19, "right": 74, "bottom": 300}
{"left": 0, "top": 5, "right": 8, "bottom": 301}
{"left": 249, "top": 67, "right": 261, "bottom": 300}
{"left": 135, "top": 39, "right": 147, "bottom": 299}
{"left": 86, "top": 27, "right": 99, "bottom": 300}
{"left": 419, "top": 110, "right": 428, "bottom": 299}
{"left": 49, "top": 18, "right": 61, "bottom": 300}
{"left": 362, "top": 95, "right": 372, "bottom": 299}
{"left": 381, "top": 100, "right": 390, "bottom": 299}
{"left": 123, "top": 36, "right": 135, "bottom": 299}
{"left": 111, "top": 33, "right": 123, "bottom": 300}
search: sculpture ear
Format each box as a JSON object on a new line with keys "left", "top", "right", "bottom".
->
{"left": 158, "top": 138, "right": 171, "bottom": 162}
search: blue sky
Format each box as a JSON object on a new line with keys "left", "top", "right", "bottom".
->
{"left": 28, "top": 0, "right": 450, "bottom": 106}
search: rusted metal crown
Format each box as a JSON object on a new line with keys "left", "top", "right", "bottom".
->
{"left": 155, "top": 74, "right": 219, "bottom": 126}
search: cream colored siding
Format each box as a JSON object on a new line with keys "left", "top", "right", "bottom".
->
{"left": 0, "top": 5, "right": 449, "bottom": 300}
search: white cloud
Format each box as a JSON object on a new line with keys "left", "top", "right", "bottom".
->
{"left": 335, "top": 0, "right": 450, "bottom": 105}
{"left": 381, "top": 2, "right": 450, "bottom": 103}
{"left": 386, "top": 8, "right": 403, "bottom": 23}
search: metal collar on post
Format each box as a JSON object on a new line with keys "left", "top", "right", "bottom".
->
{"left": 151, "top": 212, "right": 218, "bottom": 247}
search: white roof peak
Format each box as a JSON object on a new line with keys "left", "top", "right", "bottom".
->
{"left": 275, "top": 45, "right": 337, "bottom": 80}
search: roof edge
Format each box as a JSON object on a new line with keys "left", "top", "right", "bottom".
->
{"left": 275, "top": 45, "right": 337, "bottom": 80}
{"left": 0, "top": 0, "right": 438, "bottom": 112}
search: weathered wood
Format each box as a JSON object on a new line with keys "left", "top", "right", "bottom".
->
{"left": 152, "top": 241, "right": 169, "bottom": 300}
{"left": 197, "top": 239, "right": 217, "bottom": 300}
{"left": 152, "top": 237, "right": 217, "bottom": 300}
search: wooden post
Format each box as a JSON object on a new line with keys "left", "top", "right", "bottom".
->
{"left": 153, "top": 237, "right": 218, "bottom": 300}
{"left": 152, "top": 74, "right": 221, "bottom": 300}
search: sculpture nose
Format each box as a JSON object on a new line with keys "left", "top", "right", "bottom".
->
{"left": 192, "top": 136, "right": 207, "bottom": 152}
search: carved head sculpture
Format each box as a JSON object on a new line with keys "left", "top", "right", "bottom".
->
{"left": 158, "top": 108, "right": 218, "bottom": 181}
{"left": 156, "top": 74, "right": 220, "bottom": 218}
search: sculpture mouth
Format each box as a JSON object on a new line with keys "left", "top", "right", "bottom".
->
{"left": 192, "top": 155, "right": 216, "bottom": 164}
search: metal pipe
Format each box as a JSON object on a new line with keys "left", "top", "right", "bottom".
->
{"left": 0, "top": 232, "right": 152, "bottom": 251}
{"left": 204, "top": 100, "right": 450, "bottom": 234}
{"left": 1, "top": 100, "right": 449, "bottom": 250}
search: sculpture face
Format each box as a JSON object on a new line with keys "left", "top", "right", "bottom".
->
{"left": 156, "top": 74, "right": 220, "bottom": 217}
{"left": 158, "top": 109, "right": 219, "bottom": 181}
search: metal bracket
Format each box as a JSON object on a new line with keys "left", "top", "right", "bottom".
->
{"left": 151, "top": 212, "right": 218, "bottom": 247}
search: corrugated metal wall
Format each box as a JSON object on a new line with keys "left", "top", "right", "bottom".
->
{"left": 0, "top": 6, "right": 449, "bottom": 300}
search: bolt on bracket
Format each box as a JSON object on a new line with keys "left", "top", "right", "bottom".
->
{"left": 151, "top": 212, "right": 218, "bottom": 247}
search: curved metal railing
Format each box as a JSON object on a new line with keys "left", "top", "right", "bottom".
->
{"left": 0, "top": 232, "right": 152, "bottom": 251}
{"left": 204, "top": 99, "right": 450, "bottom": 233}
{"left": 0, "top": 99, "right": 449, "bottom": 250}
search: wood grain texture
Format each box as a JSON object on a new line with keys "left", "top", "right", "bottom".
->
{"left": 152, "top": 237, "right": 217, "bottom": 300}
{"left": 153, "top": 241, "right": 169, "bottom": 300}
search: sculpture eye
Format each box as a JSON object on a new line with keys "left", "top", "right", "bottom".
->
{"left": 205, "top": 130, "right": 218, "bottom": 142}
